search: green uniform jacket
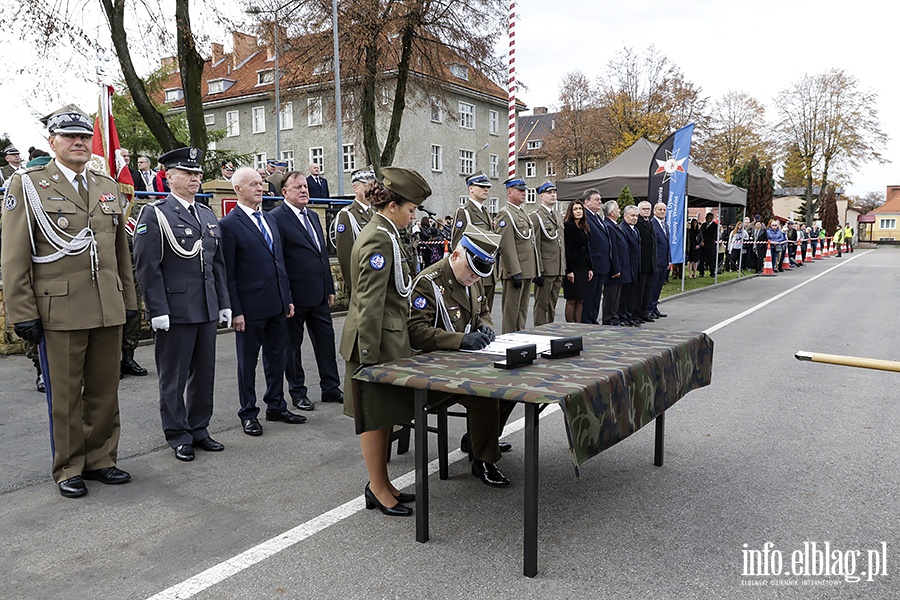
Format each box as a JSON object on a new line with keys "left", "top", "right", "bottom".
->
{"left": 451, "top": 199, "right": 496, "bottom": 287}
{"left": 1, "top": 161, "right": 137, "bottom": 329}
{"left": 335, "top": 200, "right": 373, "bottom": 291}
{"left": 495, "top": 202, "right": 540, "bottom": 279}
{"left": 408, "top": 256, "right": 493, "bottom": 352}
{"left": 530, "top": 205, "right": 565, "bottom": 277}
{"left": 339, "top": 213, "right": 412, "bottom": 365}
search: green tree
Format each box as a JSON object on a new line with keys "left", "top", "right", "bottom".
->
{"left": 778, "top": 144, "right": 809, "bottom": 188}
{"left": 544, "top": 72, "right": 611, "bottom": 176}
{"left": 617, "top": 185, "right": 636, "bottom": 215}
{"left": 732, "top": 156, "right": 773, "bottom": 222}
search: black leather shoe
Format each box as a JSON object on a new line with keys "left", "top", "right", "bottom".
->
{"left": 58, "top": 476, "right": 87, "bottom": 498}
{"left": 195, "top": 436, "right": 224, "bottom": 452}
{"left": 242, "top": 419, "right": 263, "bottom": 436}
{"left": 364, "top": 483, "right": 412, "bottom": 516}
{"left": 292, "top": 396, "right": 315, "bottom": 411}
{"left": 120, "top": 354, "right": 148, "bottom": 376}
{"left": 394, "top": 490, "right": 415, "bottom": 503}
{"left": 499, "top": 441, "right": 512, "bottom": 453}
{"left": 175, "top": 444, "right": 195, "bottom": 461}
{"left": 653, "top": 309, "right": 668, "bottom": 318}
{"left": 472, "top": 460, "right": 510, "bottom": 487}
{"left": 36, "top": 374, "right": 45, "bottom": 393}
{"left": 265, "top": 409, "right": 307, "bottom": 424}
{"left": 642, "top": 313, "right": 657, "bottom": 321}
{"left": 83, "top": 466, "right": 131, "bottom": 484}
{"left": 321, "top": 389, "right": 344, "bottom": 403}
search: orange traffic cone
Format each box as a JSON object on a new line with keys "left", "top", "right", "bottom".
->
{"left": 762, "top": 242, "right": 775, "bottom": 276}
{"left": 781, "top": 245, "right": 792, "bottom": 270}
{"left": 795, "top": 242, "right": 804, "bottom": 265}
{"left": 805, "top": 241, "right": 813, "bottom": 262}
{"left": 828, "top": 238, "right": 835, "bottom": 256}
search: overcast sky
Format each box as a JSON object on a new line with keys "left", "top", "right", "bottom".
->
{"left": 2, "top": 0, "right": 895, "bottom": 196}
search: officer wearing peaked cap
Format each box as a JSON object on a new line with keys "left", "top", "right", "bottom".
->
{"left": 1, "top": 145, "right": 22, "bottom": 180}
{"left": 133, "top": 146, "right": 231, "bottom": 462}
{"left": 495, "top": 176, "right": 541, "bottom": 333}
{"left": 334, "top": 167, "right": 376, "bottom": 298}
{"left": 1, "top": 104, "right": 138, "bottom": 498}
{"left": 408, "top": 226, "right": 515, "bottom": 487}
{"left": 451, "top": 172, "right": 497, "bottom": 312}
{"left": 530, "top": 181, "right": 565, "bottom": 326}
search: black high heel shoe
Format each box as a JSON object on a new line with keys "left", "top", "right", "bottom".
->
{"left": 393, "top": 490, "right": 415, "bottom": 503}
{"left": 364, "top": 484, "right": 413, "bottom": 516}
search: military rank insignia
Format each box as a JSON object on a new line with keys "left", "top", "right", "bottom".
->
{"left": 337, "top": 223, "right": 345, "bottom": 232}
{"left": 413, "top": 296, "right": 427, "bottom": 309}
{"left": 369, "top": 253, "right": 386, "bottom": 270}
{"left": 100, "top": 193, "right": 117, "bottom": 203}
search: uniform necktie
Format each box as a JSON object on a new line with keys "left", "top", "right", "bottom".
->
{"left": 301, "top": 209, "right": 320, "bottom": 251}
{"left": 253, "top": 211, "right": 273, "bottom": 251}
{"left": 75, "top": 174, "right": 89, "bottom": 204}
{"left": 188, "top": 204, "right": 199, "bottom": 224}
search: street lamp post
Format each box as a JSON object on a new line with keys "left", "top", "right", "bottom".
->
{"left": 332, "top": 0, "right": 344, "bottom": 196}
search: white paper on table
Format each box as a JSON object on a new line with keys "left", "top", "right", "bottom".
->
{"left": 460, "top": 332, "right": 561, "bottom": 355}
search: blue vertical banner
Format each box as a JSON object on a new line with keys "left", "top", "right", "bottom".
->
{"left": 647, "top": 123, "right": 695, "bottom": 264}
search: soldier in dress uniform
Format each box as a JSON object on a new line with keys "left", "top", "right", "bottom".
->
{"left": 1, "top": 106, "right": 137, "bottom": 498}
{"left": 530, "top": 181, "right": 565, "bottom": 326}
{"left": 1, "top": 145, "right": 22, "bottom": 180}
{"left": 408, "top": 226, "right": 515, "bottom": 487}
{"left": 133, "top": 147, "right": 231, "bottom": 462}
{"left": 120, "top": 153, "right": 152, "bottom": 378}
{"left": 334, "top": 167, "right": 375, "bottom": 297}
{"left": 451, "top": 173, "right": 497, "bottom": 312}
{"left": 494, "top": 176, "right": 541, "bottom": 333}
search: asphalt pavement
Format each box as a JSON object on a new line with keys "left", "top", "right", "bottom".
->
{"left": 1, "top": 247, "right": 897, "bottom": 599}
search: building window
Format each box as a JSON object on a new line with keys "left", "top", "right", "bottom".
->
{"left": 526, "top": 140, "right": 543, "bottom": 150}
{"left": 164, "top": 88, "right": 183, "bottom": 103}
{"left": 308, "top": 97, "right": 323, "bottom": 127}
{"left": 204, "top": 113, "right": 215, "bottom": 126}
{"left": 431, "top": 145, "right": 443, "bottom": 172}
{"left": 489, "top": 154, "right": 499, "bottom": 179}
{"left": 209, "top": 80, "right": 224, "bottom": 94}
{"left": 488, "top": 197, "right": 499, "bottom": 213}
{"left": 252, "top": 106, "right": 266, "bottom": 134}
{"left": 879, "top": 218, "right": 896, "bottom": 229}
{"left": 459, "top": 196, "right": 468, "bottom": 207}
{"left": 458, "top": 102, "right": 475, "bottom": 130}
{"left": 526, "top": 188, "right": 537, "bottom": 204}
{"left": 431, "top": 99, "right": 443, "bottom": 123}
{"left": 279, "top": 101, "right": 293, "bottom": 130}
{"left": 226, "top": 110, "right": 240, "bottom": 137}
{"left": 281, "top": 150, "right": 294, "bottom": 172}
{"left": 449, "top": 63, "right": 469, "bottom": 81}
{"left": 381, "top": 86, "right": 391, "bottom": 106}
{"left": 254, "top": 153, "right": 267, "bottom": 170}
{"left": 257, "top": 70, "right": 275, "bottom": 85}
{"left": 309, "top": 147, "right": 324, "bottom": 170}
{"left": 489, "top": 110, "right": 499, "bottom": 136}
{"left": 342, "top": 144, "right": 356, "bottom": 172}
{"left": 546, "top": 161, "right": 556, "bottom": 177}
{"left": 525, "top": 161, "right": 536, "bottom": 178}
{"left": 458, "top": 149, "right": 474, "bottom": 175}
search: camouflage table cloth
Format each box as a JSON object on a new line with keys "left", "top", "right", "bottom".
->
{"left": 354, "top": 323, "right": 713, "bottom": 473}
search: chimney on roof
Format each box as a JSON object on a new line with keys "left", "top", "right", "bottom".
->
{"left": 160, "top": 56, "right": 178, "bottom": 72}
{"left": 211, "top": 43, "right": 224, "bottom": 64}
{"left": 232, "top": 31, "right": 258, "bottom": 68}
{"left": 534, "top": 107, "right": 548, "bottom": 115}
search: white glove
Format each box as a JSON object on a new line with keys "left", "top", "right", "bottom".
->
{"left": 151, "top": 315, "right": 170, "bottom": 332}
{"left": 218, "top": 308, "right": 232, "bottom": 328}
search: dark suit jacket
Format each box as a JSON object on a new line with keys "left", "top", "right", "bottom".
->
{"left": 219, "top": 207, "right": 292, "bottom": 320}
{"left": 586, "top": 211, "right": 614, "bottom": 277}
{"left": 619, "top": 221, "right": 641, "bottom": 283}
{"left": 128, "top": 166, "right": 146, "bottom": 192}
{"left": 652, "top": 217, "right": 671, "bottom": 268}
{"left": 307, "top": 175, "right": 330, "bottom": 199}
{"left": 271, "top": 203, "right": 335, "bottom": 308}
{"left": 134, "top": 196, "right": 229, "bottom": 324}
{"left": 636, "top": 216, "right": 658, "bottom": 274}
{"left": 605, "top": 217, "right": 627, "bottom": 284}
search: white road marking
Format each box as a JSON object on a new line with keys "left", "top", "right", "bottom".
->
{"left": 703, "top": 251, "right": 871, "bottom": 335}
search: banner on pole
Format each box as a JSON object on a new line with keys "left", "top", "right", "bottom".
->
{"left": 91, "top": 84, "right": 135, "bottom": 216}
{"left": 647, "top": 123, "right": 695, "bottom": 264}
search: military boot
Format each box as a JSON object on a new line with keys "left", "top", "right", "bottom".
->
{"left": 121, "top": 349, "right": 148, "bottom": 377}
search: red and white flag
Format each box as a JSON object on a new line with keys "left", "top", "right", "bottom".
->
{"left": 91, "top": 83, "right": 135, "bottom": 212}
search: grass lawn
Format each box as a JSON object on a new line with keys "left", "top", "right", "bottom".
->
{"left": 660, "top": 269, "right": 754, "bottom": 299}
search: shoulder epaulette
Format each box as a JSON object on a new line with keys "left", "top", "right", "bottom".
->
{"left": 89, "top": 168, "right": 116, "bottom": 182}
{"left": 23, "top": 164, "right": 46, "bottom": 173}
{"left": 148, "top": 199, "right": 164, "bottom": 206}
{"left": 196, "top": 202, "right": 213, "bottom": 212}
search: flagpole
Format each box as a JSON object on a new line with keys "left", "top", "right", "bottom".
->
{"left": 681, "top": 182, "right": 687, "bottom": 292}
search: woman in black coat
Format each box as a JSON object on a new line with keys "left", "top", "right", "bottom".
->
{"left": 562, "top": 199, "right": 593, "bottom": 322}
{"left": 686, "top": 218, "right": 702, "bottom": 278}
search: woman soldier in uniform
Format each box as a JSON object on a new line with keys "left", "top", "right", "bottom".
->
{"left": 339, "top": 166, "right": 431, "bottom": 517}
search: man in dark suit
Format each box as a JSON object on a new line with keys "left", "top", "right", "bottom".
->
{"left": 271, "top": 172, "right": 343, "bottom": 411}
{"left": 133, "top": 147, "right": 231, "bottom": 462}
{"left": 647, "top": 202, "right": 671, "bottom": 319}
{"left": 601, "top": 201, "right": 625, "bottom": 325}
{"left": 120, "top": 149, "right": 145, "bottom": 192}
{"left": 635, "top": 201, "right": 658, "bottom": 323}
{"left": 219, "top": 168, "right": 306, "bottom": 435}
{"left": 699, "top": 212, "right": 718, "bottom": 277}
{"left": 580, "top": 189, "right": 614, "bottom": 325}
{"left": 306, "top": 163, "right": 330, "bottom": 199}
{"left": 617, "top": 205, "right": 642, "bottom": 326}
